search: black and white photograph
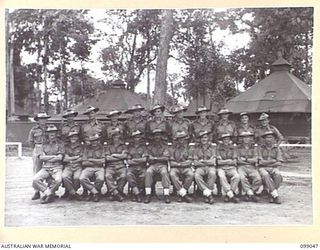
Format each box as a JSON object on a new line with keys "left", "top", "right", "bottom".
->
{"left": 4, "top": 7, "right": 313, "bottom": 227}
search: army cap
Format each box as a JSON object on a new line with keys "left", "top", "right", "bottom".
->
{"left": 217, "top": 108, "right": 232, "bottom": 115}
{"left": 106, "top": 109, "right": 122, "bottom": 118}
{"left": 197, "top": 130, "right": 211, "bottom": 138}
{"left": 171, "top": 105, "right": 187, "bottom": 114}
{"left": 219, "top": 133, "right": 232, "bottom": 140}
{"left": 195, "top": 105, "right": 210, "bottom": 114}
{"left": 62, "top": 109, "right": 78, "bottom": 118}
{"left": 83, "top": 106, "right": 99, "bottom": 115}
{"left": 238, "top": 131, "right": 254, "bottom": 137}
{"left": 150, "top": 104, "right": 165, "bottom": 115}
{"left": 46, "top": 124, "right": 58, "bottom": 133}
{"left": 258, "top": 113, "right": 269, "bottom": 121}
{"left": 34, "top": 113, "right": 51, "bottom": 121}
{"left": 132, "top": 130, "right": 143, "bottom": 137}
{"left": 88, "top": 134, "right": 101, "bottom": 141}
{"left": 125, "top": 104, "right": 145, "bottom": 114}
{"left": 175, "top": 130, "right": 188, "bottom": 139}
{"left": 261, "top": 130, "right": 275, "bottom": 138}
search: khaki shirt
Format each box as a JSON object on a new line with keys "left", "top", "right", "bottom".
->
{"left": 255, "top": 125, "right": 284, "bottom": 144}
{"left": 164, "top": 143, "right": 191, "bottom": 162}
{"left": 193, "top": 143, "right": 216, "bottom": 161}
{"left": 237, "top": 123, "right": 255, "bottom": 135}
{"left": 147, "top": 141, "right": 168, "bottom": 166}
{"left": 237, "top": 143, "right": 258, "bottom": 166}
{"left": 60, "top": 122, "right": 81, "bottom": 143}
{"left": 171, "top": 118, "right": 192, "bottom": 139}
{"left": 105, "top": 121, "right": 125, "bottom": 142}
{"left": 42, "top": 140, "right": 64, "bottom": 168}
{"left": 127, "top": 142, "right": 148, "bottom": 167}
{"left": 192, "top": 118, "right": 215, "bottom": 141}
{"left": 215, "top": 120, "right": 237, "bottom": 139}
{"left": 82, "top": 144, "right": 105, "bottom": 167}
{"left": 65, "top": 143, "right": 83, "bottom": 169}
{"left": 81, "top": 120, "right": 105, "bottom": 143}
{"left": 105, "top": 143, "right": 127, "bottom": 168}
{"left": 28, "top": 125, "right": 46, "bottom": 147}
{"left": 216, "top": 143, "right": 237, "bottom": 160}
{"left": 145, "top": 118, "right": 171, "bottom": 141}
{"left": 258, "top": 144, "right": 283, "bottom": 163}
{"left": 124, "top": 117, "right": 147, "bottom": 140}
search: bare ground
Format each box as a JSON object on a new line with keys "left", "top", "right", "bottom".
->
{"left": 4, "top": 149, "right": 312, "bottom": 226}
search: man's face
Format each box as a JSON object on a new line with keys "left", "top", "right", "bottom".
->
{"left": 199, "top": 111, "right": 207, "bottom": 119}
{"left": 87, "top": 111, "right": 96, "bottom": 120}
{"left": 200, "top": 134, "right": 209, "bottom": 144}
{"left": 48, "top": 132, "right": 56, "bottom": 141}
{"left": 113, "top": 134, "right": 121, "bottom": 143}
{"left": 133, "top": 110, "right": 140, "bottom": 118}
{"left": 70, "top": 135, "right": 79, "bottom": 144}
{"left": 91, "top": 139, "right": 98, "bottom": 147}
{"left": 260, "top": 118, "right": 269, "bottom": 127}
{"left": 242, "top": 136, "right": 251, "bottom": 144}
{"left": 221, "top": 114, "right": 229, "bottom": 121}
{"left": 38, "top": 119, "right": 47, "bottom": 126}
{"left": 177, "top": 137, "right": 185, "bottom": 145}
{"left": 223, "top": 136, "right": 231, "bottom": 145}
{"left": 154, "top": 108, "right": 163, "bottom": 118}
{"left": 133, "top": 135, "right": 142, "bottom": 143}
{"left": 176, "top": 111, "right": 183, "bottom": 119}
{"left": 264, "top": 135, "right": 274, "bottom": 144}
{"left": 154, "top": 133, "right": 162, "bottom": 141}
{"left": 240, "top": 115, "right": 249, "bottom": 124}
{"left": 111, "top": 115, "right": 118, "bottom": 123}
{"left": 66, "top": 115, "right": 75, "bottom": 123}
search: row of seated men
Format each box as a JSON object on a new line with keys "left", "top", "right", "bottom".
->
{"left": 31, "top": 121, "right": 283, "bottom": 205}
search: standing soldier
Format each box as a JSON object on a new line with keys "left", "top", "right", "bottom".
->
{"left": 193, "top": 131, "right": 217, "bottom": 204}
{"left": 257, "top": 131, "right": 283, "bottom": 204}
{"left": 237, "top": 131, "right": 261, "bottom": 202}
{"left": 191, "top": 106, "right": 215, "bottom": 142}
{"left": 170, "top": 105, "right": 192, "bottom": 140}
{"left": 32, "top": 125, "right": 64, "bottom": 204}
{"left": 61, "top": 130, "right": 83, "bottom": 201}
{"left": 124, "top": 104, "right": 147, "bottom": 142}
{"left": 106, "top": 110, "right": 125, "bottom": 143}
{"left": 255, "top": 113, "right": 284, "bottom": 145}
{"left": 79, "top": 134, "right": 105, "bottom": 202}
{"left": 166, "top": 130, "right": 194, "bottom": 203}
{"left": 105, "top": 128, "right": 128, "bottom": 202}
{"left": 144, "top": 129, "right": 171, "bottom": 204}
{"left": 28, "top": 112, "right": 51, "bottom": 200}
{"left": 59, "top": 109, "right": 81, "bottom": 145}
{"left": 216, "top": 133, "right": 240, "bottom": 203}
{"left": 215, "top": 108, "right": 237, "bottom": 142}
{"left": 145, "top": 104, "right": 171, "bottom": 143}
{"left": 126, "top": 130, "right": 149, "bottom": 202}
{"left": 81, "top": 106, "right": 105, "bottom": 144}
{"left": 237, "top": 112, "right": 255, "bottom": 143}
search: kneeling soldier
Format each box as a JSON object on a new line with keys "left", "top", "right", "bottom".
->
{"left": 32, "top": 125, "right": 64, "bottom": 204}
{"left": 237, "top": 131, "right": 261, "bottom": 202}
{"left": 166, "top": 130, "right": 194, "bottom": 203}
{"left": 79, "top": 134, "right": 105, "bottom": 202}
{"left": 126, "top": 130, "right": 148, "bottom": 202}
{"left": 62, "top": 130, "right": 83, "bottom": 201}
{"left": 216, "top": 133, "right": 240, "bottom": 203}
{"left": 193, "top": 131, "right": 217, "bottom": 204}
{"left": 258, "top": 131, "right": 283, "bottom": 204}
{"left": 144, "top": 129, "right": 171, "bottom": 204}
{"left": 105, "top": 128, "right": 128, "bottom": 202}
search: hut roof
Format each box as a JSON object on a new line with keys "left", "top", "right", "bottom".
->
{"left": 225, "top": 57, "right": 311, "bottom": 113}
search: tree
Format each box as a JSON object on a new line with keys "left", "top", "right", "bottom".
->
{"left": 153, "top": 10, "right": 174, "bottom": 105}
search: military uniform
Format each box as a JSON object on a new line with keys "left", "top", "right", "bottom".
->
{"left": 164, "top": 140, "right": 194, "bottom": 200}
{"left": 32, "top": 137, "right": 64, "bottom": 200}
{"left": 126, "top": 141, "right": 148, "bottom": 198}
{"left": 145, "top": 118, "right": 171, "bottom": 142}
{"left": 237, "top": 143, "right": 262, "bottom": 197}
{"left": 28, "top": 124, "right": 46, "bottom": 174}
{"left": 255, "top": 125, "right": 284, "bottom": 144}
{"left": 193, "top": 142, "right": 217, "bottom": 200}
{"left": 216, "top": 141, "right": 240, "bottom": 199}
{"left": 79, "top": 140, "right": 105, "bottom": 198}
{"left": 258, "top": 144, "right": 283, "bottom": 194}
{"left": 124, "top": 117, "right": 147, "bottom": 141}
{"left": 81, "top": 119, "right": 105, "bottom": 144}
{"left": 171, "top": 118, "right": 192, "bottom": 139}
{"left": 61, "top": 140, "right": 83, "bottom": 197}
{"left": 191, "top": 118, "right": 215, "bottom": 142}
{"left": 104, "top": 142, "right": 128, "bottom": 197}
{"left": 215, "top": 120, "right": 237, "bottom": 140}
{"left": 60, "top": 122, "right": 81, "bottom": 144}
{"left": 106, "top": 121, "right": 125, "bottom": 143}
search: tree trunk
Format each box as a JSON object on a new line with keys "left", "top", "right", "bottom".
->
{"left": 5, "top": 9, "right": 10, "bottom": 117}
{"left": 127, "top": 32, "right": 137, "bottom": 91}
{"left": 153, "top": 10, "right": 174, "bottom": 105}
{"left": 9, "top": 43, "right": 15, "bottom": 116}
{"left": 43, "top": 35, "right": 49, "bottom": 113}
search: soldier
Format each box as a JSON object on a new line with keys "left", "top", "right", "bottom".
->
{"left": 237, "top": 112, "right": 255, "bottom": 143}
{"left": 237, "top": 131, "right": 261, "bottom": 202}
{"left": 166, "top": 130, "right": 194, "bottom": 203}
{"left": 32, "top": 125, "right": 64, "bottom": 204}
{"left": 144, "top": 129, "right": 171, "bottom": 204}
{"left": 61, "top": 130, "right": 83, "bottom": 201}
{"left": 106, "top": 110, "right": 125, "bottom": 143}
{"left": 28, "top": 112, "right": 51, "bottom": 200}
{"left": 215, "top": 108, "right": 237, "bottom": 141}
{"left": 59, "top": 109, "right": 81, "bottom": 145}
{"left": 79, "top": 134, "right": 105, "bottom": 202}
{"left": 124, "top": 104, "right": 147, "bottom": 142}
{"left": 193, "top": 131, "right": 217, "bottom": 204}
{"left": 105, "top": 128, "right": 128, "bottom": 202}
{"left": 81, "top": 106, "right": 105, "bottom": 144}
{"left": 216, "top": 133, "right": 240, "bottom": 203}
{"left": 170, "top": 105, "right": 192, "bottom": 140}
{"left": 257, "top": 131, "right": 283, "bottom": 204}
{"left": 191, "top": 105, "right": 215, "bottom": 142}
{"left": 255, "top": 113, "right": 284, "bottom": 145}
{"left": 145, "top": 104, "right": 171, "bottom": 143}
{"left": 126, "top": 130, "right": 148, "bottom": 202}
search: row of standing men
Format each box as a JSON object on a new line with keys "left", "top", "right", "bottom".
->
{"left": 28, "top": 104, "right": 284, "bottom": 205}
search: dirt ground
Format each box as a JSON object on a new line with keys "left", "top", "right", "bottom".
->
{"left": 4, "top": 148, "right": 312, "bottom": 226}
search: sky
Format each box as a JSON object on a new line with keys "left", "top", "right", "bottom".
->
{"left": 20, "top": 8, "right": 251, "bottom": 104}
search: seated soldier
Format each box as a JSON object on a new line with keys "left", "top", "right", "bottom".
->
{"left": 126, "top": 130, "right": 148, "bottom": 203}
{"left": 144, "top": 129, "right": 171, "bottom": 204}
{"left": 61, "top": 130, "right": 83, "bottom": 201}
{"left": 32, "top": 125, "right": 64, "bottom": 204}
{"left": 79, "top": 134, "right": 105, "bottom": 202}
{"left": 193, "top": 131, "right": 217, "bottom": 204}
{"left": 105, "top": 128, "right": 128, "bottom": 202}
{"left": 237, "top": 131, "right": 261, "bottom": 202}
{"left": 258, "top": 131, "right": 284, "bottom": 204}
{"left": 166, "top": 130, "right": 194, "bottom": 203}
{"left": 216, "top": 133, "right": 240, "bottom": 203}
